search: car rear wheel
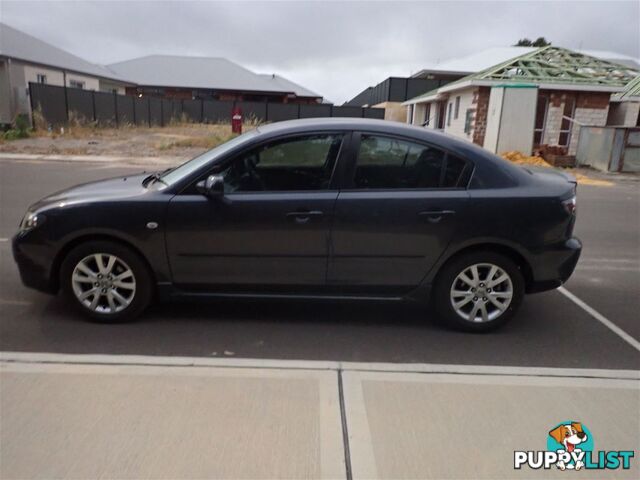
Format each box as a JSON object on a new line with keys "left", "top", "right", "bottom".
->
{"left": 61, "top": 240, "right": 152, "bottom": 322}
{"left": 434, "top": 251, "right": 524, "bottom": 332}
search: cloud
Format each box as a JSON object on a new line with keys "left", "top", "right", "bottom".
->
{"left": 2, "top": 0, "right": 638, "bottom": 103}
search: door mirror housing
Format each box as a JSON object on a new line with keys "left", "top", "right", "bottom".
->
{"left": 196, "top": 174, "right": 225, "bottom": 198}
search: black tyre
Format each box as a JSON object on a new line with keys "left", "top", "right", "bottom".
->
{"left": 433, "top": 251, "right": 524, "bottom": 332}
{"left": 60, "top": 240, "right": 153, "bottom": 322}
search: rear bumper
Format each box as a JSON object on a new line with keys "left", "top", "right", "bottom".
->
{"left": 526, "top": 237, "right": 582, "bottom": 293}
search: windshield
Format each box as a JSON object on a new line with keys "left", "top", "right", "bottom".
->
{"left": 160, "top": 129, "right": 260, "bottom": 185}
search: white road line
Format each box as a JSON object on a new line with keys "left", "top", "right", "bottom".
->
{"left": 1, "top": 351, "right": 638, "bottom": 380}
{"left": 576, "top": 265, "right": 640, "bottom": 272}
{"left": 0, "top": 299, "right": 32, "bottom": 306}
{"left": 558, "top": 286, "right": 640, "bottom": 352}
{"left": 0, "top": 238, "right": 8, "bottom": 242}
{"left": 579, "top": 258, "right": 638, "bottom": 264}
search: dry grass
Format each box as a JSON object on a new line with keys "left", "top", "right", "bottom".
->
{"left": 500, "top": 150, "right": 613, "bottom": 187}
{"left": 1, "top": 119, "right": 260, "bottom": 158}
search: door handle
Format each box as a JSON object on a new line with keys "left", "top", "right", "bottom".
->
{"left": 286, "top": 210, "right": 324, "bottom": 224}
{"left": 418, "top": 210, "right": 456, "bottom": 223}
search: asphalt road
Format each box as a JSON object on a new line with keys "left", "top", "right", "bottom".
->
{"left": 1, "top": 158, "right": 638, "bottom": 369}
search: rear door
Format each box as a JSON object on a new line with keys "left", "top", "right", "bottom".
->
{"left": 165, "top": 132, "right": 346, "bottom": 291}
{"left": 328, "top": 132, "right": 471, "bottom": 293}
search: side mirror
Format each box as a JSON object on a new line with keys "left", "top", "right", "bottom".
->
{"left": 196, "top": 174, "right": 225, "bottom": 198}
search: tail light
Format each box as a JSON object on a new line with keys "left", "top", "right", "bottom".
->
{"left": 562, "top": 196, "right": 577, "bottom": 215}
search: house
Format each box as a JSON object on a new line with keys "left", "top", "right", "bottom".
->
{"left": 0, "top": 23, "right": 132, "bottom": 125}
{"left": 403, "top": 47, "right": 639, "bottom": 156}
{"left": 107, "top": 55, "right": 324, "bottom": 104}
{"left": 343, "top": 77, "right": 455, "bottom": 121}
{"left": 345, "top": 46, "right": 639, "bottom": 127}
{"left": 0, "top": 23, "right": 326, "bottom": 127}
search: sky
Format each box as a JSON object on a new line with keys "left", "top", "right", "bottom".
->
{"left": 1, "top": 0, "right": 638, "bottom": 104}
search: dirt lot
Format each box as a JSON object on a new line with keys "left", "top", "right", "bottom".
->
{"left": 0, "top": 123, "right": 247, "bottom": 159}
{"left": 0, "top": 123, "right": 632, "bottom": 186}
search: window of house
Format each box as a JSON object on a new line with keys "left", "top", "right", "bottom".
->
{"left": 447, "top": 103, "right": 453, "bottom": 126}
{"left": 219, "top": 134, "right": 343, "bottom": 192}
{"left": 558, "top": 97, "right": 576, "bottom": 147}
{"left": 533, "top": 94, "right": 548, "bottom": 146}
{"left": 69, "top": 80, "right": 85, "bottom": 89}
{"left": 424, "top": 103, "right": 431, "bottom": 126}
{"left": 464, "top": 109, "right": 474, "bottom": 134}
{"left": 353, "top": 135, "right": 446, "bottom": 189}
{"left": 36, "top": 74, "right": 47, "bottom": 84}
{"left": 454, "top": 96, "right": 460, "bottom": 119}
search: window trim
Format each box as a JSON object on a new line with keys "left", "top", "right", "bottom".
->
{"left": 180, "top": 130, "right": 351, "bottom": 195}
{"left": 454, "top": 96, "right": 460, "bottom": 120}
{"left": 340, "top": 131, "right": 474, "bottom": 192}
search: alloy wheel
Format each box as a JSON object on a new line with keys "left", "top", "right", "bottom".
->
{"left": 450, "top": 263, "right": 513, "bottom": 323}
{"left": 71, "top": 253, "right": 136, "bottom": 314}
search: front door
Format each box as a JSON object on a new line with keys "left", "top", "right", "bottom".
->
{"left": 166, "top": 133, "right": 345, "bottom": 291}
{"left": 328, "top": 133, "right": 470, "bottom": 293}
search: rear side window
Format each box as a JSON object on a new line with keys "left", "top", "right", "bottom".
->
{"left": 443, "top": 154, "right": 470, "bottom": 187}
{"left": 353, "top": 135, "right": 446, "bottom": 189}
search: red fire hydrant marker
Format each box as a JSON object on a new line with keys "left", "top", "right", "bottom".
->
{"left": 231, "top": 106, "right": 243, "bottom": 134}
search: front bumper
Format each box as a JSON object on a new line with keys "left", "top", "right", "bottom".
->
{"left": 526, "top": 237, "right": 582, "bottom": 293}
{"left": 12, "top": 232, "right": 58, "bottom": 294}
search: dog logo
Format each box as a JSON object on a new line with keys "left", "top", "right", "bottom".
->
{"left": 514, "top": 420, "right": 634, "bottom": 471}
{"left": 548, "top": 422, "right": 590, "bottom": 470}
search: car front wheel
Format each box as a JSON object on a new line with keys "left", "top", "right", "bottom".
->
{"left": 61, "top": 240, "right": 152, "bottom": 322}
{"left": 434, "top": 251, "right": 524, "bottom": 332}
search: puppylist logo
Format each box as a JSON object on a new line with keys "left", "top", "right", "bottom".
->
{"left": 514, "top": 421, "right": 635, "bottom": 471}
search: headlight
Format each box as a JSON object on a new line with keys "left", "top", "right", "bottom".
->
{"left": 19, "top": 211, "right": 45, "bottom": 232}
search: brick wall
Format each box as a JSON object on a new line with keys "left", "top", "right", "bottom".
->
{"left": 542, "top": 90, "right": 610, "bottom": 154}
{"left": 472, "top": 87, "right": 490, "bottom": 146}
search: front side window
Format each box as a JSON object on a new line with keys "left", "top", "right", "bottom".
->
{"left": 36, "top": 74, "right": 47, "bottom": 84}
{"left": 353, "top": 135, "right": 446, "bottom": 189}
{"left": 220, "top": 134, "right": 343, "bottom": 192}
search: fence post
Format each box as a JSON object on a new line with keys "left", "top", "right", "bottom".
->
{"left": 63, "top": 85, "right": 69, "bottom": 123}
{"left": 147, "top": 98, "right": 151, "bottom": 127}
{"left": 113, "top": 92, "right": 118, "bottom": 127}
{"left": 28, "top": 82, "right": 35, "bottom": 129}
{"left": 91, "top": 91, "right": 97, "bottom": 123}
{"left": 297, "top": 103, "right": 301, "bottom": 119}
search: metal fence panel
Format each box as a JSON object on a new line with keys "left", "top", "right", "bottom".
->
{"left": 331, "top": 106, "right": 364, "bottom": 118}
{"left": 162, "top": 99, "right": 181, "bottom": 124}
{"left": 239, "top": 101, "right": 267, "bottom": 122}
{"left": 149, "top": 97, "right": 162, "bottom": 126}
{"left": 134, "top": 97, "right": 149, "bottom": 126}
{"left": 203, "top": 100, "right": 233, "bottom": 123}
{"left": 116, "top": 95, "right": 135, "bottom": 125}
{"left": 29, "top": 83, "right": 67, "bottom": 126}
{"left": 363, "top": 108, "right": 385, "bottom": 119}
{"left": 267, "top": 103, "right": 298, "bottom": 122}
{"left": 182, "top": 99, "right": 202, "bottom": 122}
{"left": 299, "top": 104, "right": 332, "bottom": 118}
{"left": 66, "top": 88, "right": 94, "bottom": 123}
{"left": 94, "top": 91, "right": 116, "bottom": 126}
